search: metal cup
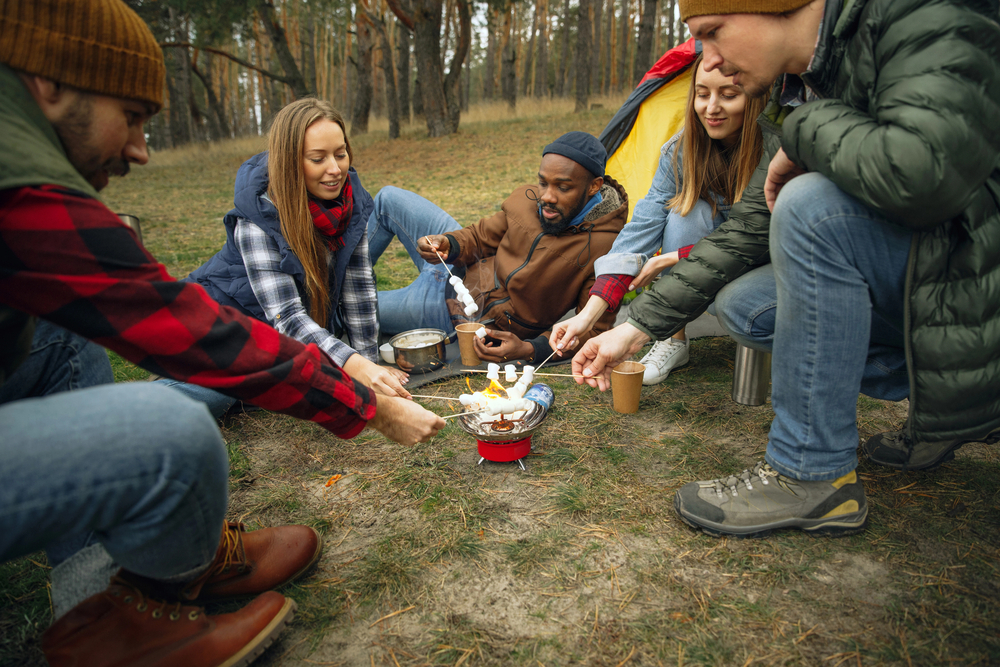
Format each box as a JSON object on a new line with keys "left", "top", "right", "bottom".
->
{"left": 731, "top": 343, "right": 771, "bottom": 406}
{"left": 117, "top": 213, "right": 143, "bottom": 244}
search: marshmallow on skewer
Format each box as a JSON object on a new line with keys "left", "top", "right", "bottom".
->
{"left": 486, "top": 363, "right": 500, "bottom": 381}
{"left": 459, "top": 394, "right": 474, "bottom": 406}
{"left": 475, "top": 326, "right": 487, "bottom": 339}
{"left": 449, "top": 276, "right": 461, "bottom": 286}
{"left": 521, "top": 365, "right": 535, "bottom": 384}
{"left": 507, "top": 382, "right": 526, "bottom": 399}
{"left": 464, "top": 303, "right": 478, "bottom": 316}
{"left": 460, "top": 292, "right": 475, "bottom": 306}
{"left": 454, "top": 284, "right": 469, "bottom": 296}
{"left": 504, "top": 364, "right": 517, "bottom": 383}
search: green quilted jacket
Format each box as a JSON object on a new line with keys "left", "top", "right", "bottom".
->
{"left": 629, "top": 0, "right": 1000, "bottom": 443}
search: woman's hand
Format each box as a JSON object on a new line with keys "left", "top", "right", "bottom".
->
{"left": 474, "top": 329, "right": 533, "bottom": 363}
{"left": 343, "top": 354, "right": 411, "bottom": 398}
{"left": 550, "top": 295, "right": 609, "bottom": 356}
{"left": 417, "top": 235, "right": 451, "bottom": 263}
{"left": 630, "top": 252, "right": 679, "bottom": 291}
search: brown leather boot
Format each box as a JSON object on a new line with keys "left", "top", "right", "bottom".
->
{"left": 181, "top": 522, "right": 322, "bottom": 602}
{"left": 41, "top": 576, "right": 295, "bottom": 667}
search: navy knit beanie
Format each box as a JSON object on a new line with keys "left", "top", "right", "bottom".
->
{"left": 542, "top": 132, "right": 607, "bottom": 179}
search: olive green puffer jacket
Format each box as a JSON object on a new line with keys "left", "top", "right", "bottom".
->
{"left": 630, "top": 0, "right": 1000, "bottom": 443}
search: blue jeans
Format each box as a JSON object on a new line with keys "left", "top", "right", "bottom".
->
{"left": 153, "top": 378, "right": 244, "bottom": 420}
{"left": 594, "top": 198, "right": 724, "bottom": 277}
{"left": 367, "top": 186, "right": 461, "bottom": 336}
{"left": 730, "top": 173, "right": 911, "bottom": 480}
{"left": 0, "top": 321, "right": 227, "bottom": 581}
{"left": 715, "top": 264, "right": 909, "bottom": 401}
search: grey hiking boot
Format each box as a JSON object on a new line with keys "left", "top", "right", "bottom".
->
{"left": 863, "top": 429, "right": 1000, "bottom": 470}
{"left": 673, "top": 461, "right": 868, "bottom": 538}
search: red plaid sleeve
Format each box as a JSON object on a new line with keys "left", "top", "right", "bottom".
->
{"left": 0, "top": 186, "right": 376, "bottom": 438}
{"left": 589, "top": 274, "right": 633, "bottom": 311}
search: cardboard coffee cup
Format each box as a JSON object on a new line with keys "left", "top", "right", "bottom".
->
{"left": 611, "top": 361, "right": 645, "bottom": 413}
{"left": 455, "top": 322, "right": 482, "bottom": 366}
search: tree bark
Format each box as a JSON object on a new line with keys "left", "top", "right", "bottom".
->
{"left": 602, "top": 0, "right": 613, "bottom": 93}
{"left": 590, "top": 0, "right": 602, "bottom": 94}
{"left": 500, "top": 3, "right": 517, "bottom": 109}
{"left": 574, "top": 0, "right": 591, "bottom": 112}
{"left": 522, "top": 3, "right": 537, "bottom": 96}
{"left": 396, "top": 21, "right": 412, "bottom": 122}
{"left": 352, "top": 10, "right": 374, "bottom": 134}
{"left": 165, "top": 8, "right": 194, "bottom": 147}
{"left": 533, "top": 0, "right": 549, "bottom": 98}
{"left": 302, "top": 7, "right": 318, "bottom": 95}
{"left": 484, "top": 8, "right": 497, "bottom": 99}
{"left": 365, "top": 9, "right": 400, "bottom": 138}
{"left": 191, "top": 52, "right": 231, "bottom": 140}
{"left": 633, "top": 0, "right": 657, "bottom": 84}
{"left": 556, "top": 0, "right": 571, "bottom": 96}
{"left": 617, "top": 0, "right": 629, "bottom": 91}
{"left": 253, "top": 0, "right": 313, "bottom": 98}
{"left": 442, "top": 0, "right": 470, "bottom": 132}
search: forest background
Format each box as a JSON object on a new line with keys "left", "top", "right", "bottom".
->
{"left": 132, "top": 0, "right": 689, "bottom": 145}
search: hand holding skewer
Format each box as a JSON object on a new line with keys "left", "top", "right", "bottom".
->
{"left": 416, "top": 235, "right": 451, "bottom": 264}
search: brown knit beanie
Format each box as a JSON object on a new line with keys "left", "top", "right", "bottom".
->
{"left": 679, "top": 0, "right": 814, "bottom": 21}
{"left": 0, "top": 0, "right": 165, "bottom": 110}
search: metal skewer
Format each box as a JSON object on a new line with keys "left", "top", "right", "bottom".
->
{"left": 409, "top": 394, "right": 463, "bottom": 401}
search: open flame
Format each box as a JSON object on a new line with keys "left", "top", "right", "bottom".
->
{"left": 484, "top": 379, "right": 509, "bottom": 399}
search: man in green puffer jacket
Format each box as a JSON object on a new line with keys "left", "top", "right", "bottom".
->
{"left": 572, "top": 0, "right": 1000, "bottom": 537}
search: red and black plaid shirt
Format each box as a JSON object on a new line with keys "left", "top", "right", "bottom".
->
{"left": 589, "top": 245, "right": 693, "bottom": 310}
{"left": 0, "top": 185, "right": 376, "bottom": 438}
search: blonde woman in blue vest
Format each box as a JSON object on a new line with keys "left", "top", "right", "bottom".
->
{"left": 164, "top": 99, "right": 409, "bottom": 416}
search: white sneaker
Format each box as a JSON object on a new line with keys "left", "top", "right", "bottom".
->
{"left": 640, "top": 338, "right": 689, "bottom": 385}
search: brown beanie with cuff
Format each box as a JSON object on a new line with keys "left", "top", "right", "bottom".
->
{"left": 0, "top": 0, "right": 165, "bottom": 110}
{"left": 679, "top": 0, "right": 814, "bottom": 21}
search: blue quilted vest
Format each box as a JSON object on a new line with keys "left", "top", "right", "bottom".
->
{"left": 187, "top": 152, "right": 374, "bottom": 330}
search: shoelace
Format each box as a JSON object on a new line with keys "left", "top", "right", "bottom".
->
{"left": 645, "top": 339, "right": 685, "bottom": 365}
{"left": 210, "top": 522, "right": 248, "bottom": 576}
{"left": 710, "top": 461, "right": 779, "bottom": 498}
{"left": 110, "top": 576, "right": 198, "bottom": 621}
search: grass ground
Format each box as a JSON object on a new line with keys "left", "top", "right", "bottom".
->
{"left": 3, "top": 101, "right": 999, "bottom": 666}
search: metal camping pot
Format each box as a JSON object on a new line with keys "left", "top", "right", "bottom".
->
{"left": 388, "top": 328, "right": 448, "bottom": 374}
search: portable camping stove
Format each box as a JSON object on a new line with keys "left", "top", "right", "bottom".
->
{"left": 456, "top": 401, "right": 548, "bottom": 470}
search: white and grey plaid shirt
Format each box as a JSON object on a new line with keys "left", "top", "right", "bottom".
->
{"left": 234, "top": 219, "right": 379, "bottom": 367}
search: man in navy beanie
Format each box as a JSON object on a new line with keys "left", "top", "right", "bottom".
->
{"left": 367, "top": 132, "right": 629, "bottom": 364}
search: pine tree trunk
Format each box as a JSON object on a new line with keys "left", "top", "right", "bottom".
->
{"left": 617, "top": 0, "right": 629, "bottom": 91}
{"left": 254, "top": 0, "right": 313, "bottom": 98}
{"left": 522, "top": 4, "right": 537, "bottom": 96}
{"left": 352, "top": 11, "right": 374, "bottom": 134}
{"left": 590, "top": 0, "right": 602, "bottom": 94}
{"left": 411, "top": 0, "right": 449, "bottom": 136}
{"left": 165, "top": 9, "right": 194, "bottom": 147}
{"left": 556, "top": 0, "right": 571, "bottom": 96}
{"left": 602, "top": 0, "right": 613, "bottom": 93}
{"left": 484, "top": 8, "right": 496, "bottom": 99}
{"left": 533, "top": 0, "right": 548, "bottom": 98}
{"left": 633, "top": 0, "right": 657, "bottom": 84}
{"left": 574, "top": 0, "right": 591, "bottom": 112}
{"left": 396, "top": 23, "right": 411, "bottom": 122}
{"left": 500, "top": 3, "right": 517, "bottom": 110}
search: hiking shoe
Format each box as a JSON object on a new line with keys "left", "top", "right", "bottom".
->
{"left": 126, "top": 522, "right": 322, "bottom": 603}
{"left": 863, "top": 429, "right": 1000, "bottom": 470}
{"left": 42, "top": 576, "right": 294, "bottom": 667}
{"left": 673, "top": 461, "right": 868, "bottom": 538}
{"left": 640, "top": 338, "right": 689, "bottom": 385}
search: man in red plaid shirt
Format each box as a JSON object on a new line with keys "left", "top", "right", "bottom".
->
{"left": 0, "top": 1, "right": 443, "bottom": 664}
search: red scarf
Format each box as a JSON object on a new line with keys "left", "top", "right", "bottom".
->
{"left": 308, "top": 178, "right": 354, "bottom": 251}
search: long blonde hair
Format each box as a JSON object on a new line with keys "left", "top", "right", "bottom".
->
{"left": 267, "top": 98, "right": 353, "bottom": 327}
{"left": 669, "top": 54, "right": 766, "bottom": 217}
